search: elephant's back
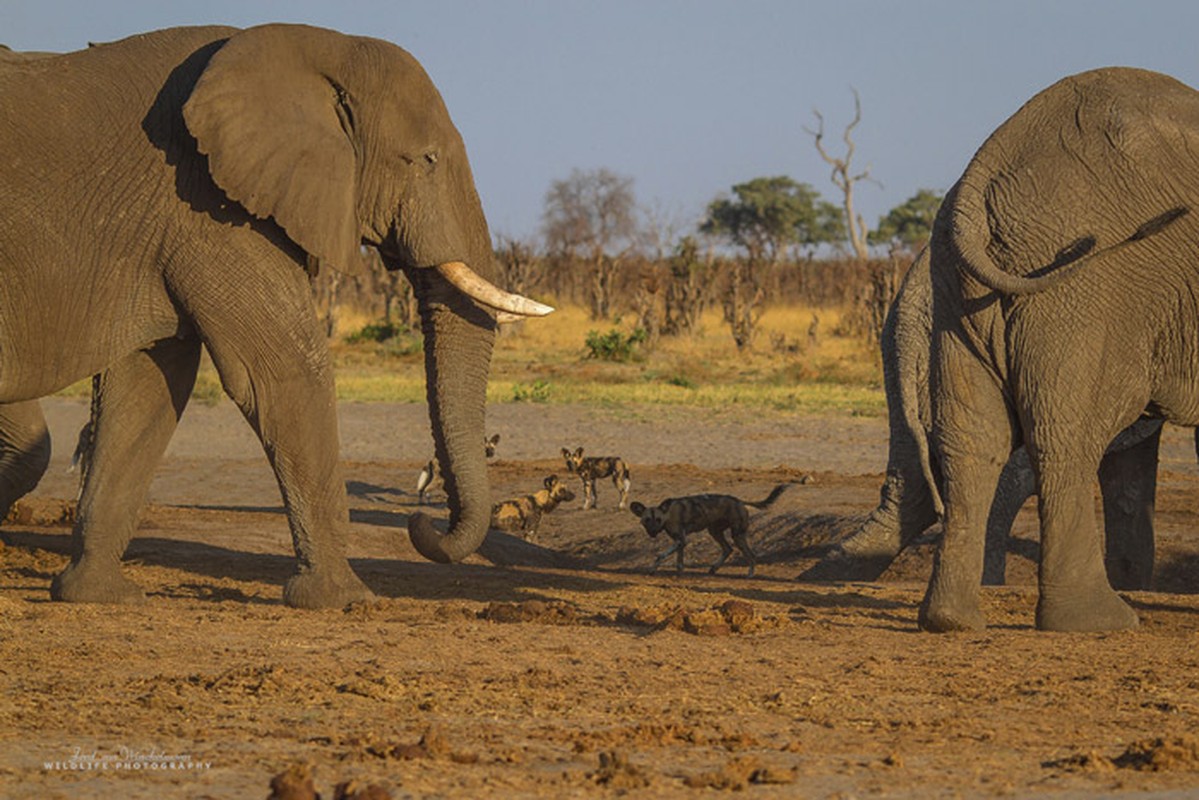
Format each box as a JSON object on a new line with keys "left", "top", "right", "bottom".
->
{"left": 0, "top": 27, "right": 237, "bottom": 135}
{"left": 955, "top": 67, "right": 1199, "bottom": 278}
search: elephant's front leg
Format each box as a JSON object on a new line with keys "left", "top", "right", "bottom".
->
{"left": 178, "top": 258, "right": 373, "bottom": 609}
{"left": 919, "top": 343, "right": 1013, "bottom": 632}
{"left": 52, "top": 337, "right": 201, "bottom": 604}
{"left": 1034, "top": 450, "right": 1139, "bottom": 631}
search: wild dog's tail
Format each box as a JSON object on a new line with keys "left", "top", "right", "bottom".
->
{"left": 746, "top": 483, "right": 789, "bottom": 509}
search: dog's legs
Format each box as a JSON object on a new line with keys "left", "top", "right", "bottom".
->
{"left": 708, "top": 526, "right": 734, "bottom": 574}
{"left": 651, "top": 539, "right": 680, "bottom": 572}
{"left": 583, "top": 478, "right": 596, "bottom": 510}
{"left": 524, "top": 510, "right": 543, "bottom": 542}
{"left": 614, "top": 473, "right": 630, "bottom": 510}
{"left": 732, "top": 528, "right": 757, "bottom": 577}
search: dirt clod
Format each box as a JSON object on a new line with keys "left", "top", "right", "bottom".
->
{"left": 616, "top": 599, "right": 785, "bottom": 635}
{"left": 479, "top": 599, "right": 585, "bottom": 625}
{"left": 1115, "top": 736, "right": 1199, "bottom": 772}
{"left": 587, "top": 750, "right": 650, "bottom": 790}
{"left": 332, "top": 779, "right": 393, "bottom": 800}
{"left": 684, "top": 755, "right": 795, "bottom": 790}
{"left": 268, "top": 763, "right": 319, "bottom": 800}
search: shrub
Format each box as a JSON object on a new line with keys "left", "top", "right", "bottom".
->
{"left": 584, "top": 327, "right": 647, "bottom": 362}
{"left": 344, "top": 320, "right": 423, "bottom": 357}
{"left": 345, "top": 320, "right": 403, "bottom": 343}
{"left": 512, "top": 380, "right": 552, "bottom": 403}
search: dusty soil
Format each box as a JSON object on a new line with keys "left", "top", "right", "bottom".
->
{"left": 2, "top": 397, "right": 1199, "bottom": 799}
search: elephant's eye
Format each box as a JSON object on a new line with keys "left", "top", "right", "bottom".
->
{"left": 424, "top": 152, "right": 438, "bottom": 167}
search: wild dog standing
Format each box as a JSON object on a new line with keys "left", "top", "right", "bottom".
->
{"left": 490, "top": 475, "right": 576, "bottom": 541}
{"left": 416, "top": 434, "right": 500, "bottom": 504}
{"left": 630, "top": 484, "right": 789, "bottom": 577}
{"left": 561, "top": 446, "right": 631, "bottom": 510}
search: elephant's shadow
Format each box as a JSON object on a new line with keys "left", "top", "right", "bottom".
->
{"left": 346, "top": 479, "right": 410, "bottom": 506}
{"left": 1, "top": 509, "right": 620, "bottom": 606}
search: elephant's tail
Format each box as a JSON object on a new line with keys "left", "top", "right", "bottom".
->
{"left": 893, "top": 248, "right": 943, "bottom": 518}
{"left": 948, "top": 174, "right": 1188, "bottom": 297}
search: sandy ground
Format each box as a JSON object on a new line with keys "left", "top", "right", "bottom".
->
{"left": 2, "top": 396, "right": 1198, "bottom": 799}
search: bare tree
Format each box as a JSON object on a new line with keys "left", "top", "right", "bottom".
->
{"left": 495, "top": 235, "right": 540, "bottom": 298}
{"left": 805, "top": 88, "right": 880, "bottom": 260}
{"left": 662, "top": 236, "right": 714, "bottom": 337}
{"left": 541, "top": 168, "right": 640, "bottom": 320}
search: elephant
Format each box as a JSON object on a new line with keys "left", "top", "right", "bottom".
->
{"left": 809, "top": 247, "right": 1176, "bottom": 589}
{"left": 919, "top": 66, "right": 1199, "bottom": 632}
{"left": 0, "top": 25, "right": 550, "bottom": 608}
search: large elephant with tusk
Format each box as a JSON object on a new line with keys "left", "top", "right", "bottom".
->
{"left": 0, "top": 24, "right": 550, "bottom": 608}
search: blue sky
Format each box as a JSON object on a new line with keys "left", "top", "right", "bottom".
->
{"left": 5, "top": 1, "right": 1199, "bottom": 246}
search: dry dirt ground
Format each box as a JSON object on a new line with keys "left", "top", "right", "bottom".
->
{"left": 2, "top": 397, "right": 1199, "bottom": 799}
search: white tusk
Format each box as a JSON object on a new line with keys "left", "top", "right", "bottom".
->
{"left": 436, "top": 261, "right": 554, "bottom": 317}
{"left": 494, "top": 311, "right": 524, "bottom": 324}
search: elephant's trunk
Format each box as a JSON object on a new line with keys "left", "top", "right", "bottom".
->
{"left": 407, "top": 270, "right": 496, "bottom": 563}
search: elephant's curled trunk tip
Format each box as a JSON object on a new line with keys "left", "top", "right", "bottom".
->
{"left": 408, "top": 511, "right": 481, "bottom": 564}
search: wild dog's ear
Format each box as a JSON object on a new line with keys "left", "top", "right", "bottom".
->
{"left": 629, "top": 501, "right": 646, "bottom": 516}
{"left": 544, "top": 475, "right": 557, "bottom": 489}
{"left": 183, "top": 25, "right": 366, "bottom": 276}
{"left": 574, "top": 447, "right": 584, "bottom": 457}
{"left": 560, "top": 448, "right": 570, "bottom": 458}
{"left": 488, "top": 434, "right": 501, "bottom": 446}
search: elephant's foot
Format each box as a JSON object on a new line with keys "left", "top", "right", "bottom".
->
{"left": 51, "top": 559, "right": 146, "bottom": 604}
{"left": 802, "top": 526, "right": 901, "bottom": 582}
{"left": 917, "top": 591, "right": 985, "bottom": 633}
{"left": 1036, "top": 587, "right": 1139, "bottom": 632}
{"left": 283, "top": 563, "right": 374, "bottom": 609}
{"left": 803, "top": 549, "right": 895, "bottom": 582}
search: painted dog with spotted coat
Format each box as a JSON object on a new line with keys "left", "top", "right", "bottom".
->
{"left": 561, "top": 446, "right": 631, "bottom": 510}
{"left": 630, "top": 484, "right": 789, "bottom": 576}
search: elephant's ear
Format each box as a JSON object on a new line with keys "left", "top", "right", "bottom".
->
{"left": 183, "top": 25, "right": 366, "bottom": 276}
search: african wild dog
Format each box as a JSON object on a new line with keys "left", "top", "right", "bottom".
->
{"left": 490, "top": 475, "right": 576, "bottom": 541}
{"left": 561, "top": 446, "right": 631, "bottom": 510}
{"left": 416, "top": 434, "right": 500, "bottom": 504}
{"left": 630, "top": 484, "right": 789, "bottom": 577}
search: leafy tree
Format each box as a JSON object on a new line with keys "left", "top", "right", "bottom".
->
{"left": 871, "top": 189, "right": 944, "bottom": 250}
{"left": 700, "top": 176, "right": 842, "bottom": 263}
{"left": 701, "top": 176, "right": 841, "bottom": 350}
{"left": 541, "top": 168, "right": 641, "bottom": 319}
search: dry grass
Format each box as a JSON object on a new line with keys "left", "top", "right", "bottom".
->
{"left": 56, "top": 302, "right": 886, "bottom": 416}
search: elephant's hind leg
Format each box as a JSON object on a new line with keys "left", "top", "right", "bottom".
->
{"left": 1098, "top": 423, "right": 1162, "bottom": 591}
{"left": 1033, "top": 447, "right": 1140, "bottom": 632}
{"left": 920, "top": 344, "right": 1014, "bottom": 632}
{"left": 51, "top": 337, "right": 200, "bottom": 604}
{"left": 0, "top": 400, "right": 52, "bottom": 521}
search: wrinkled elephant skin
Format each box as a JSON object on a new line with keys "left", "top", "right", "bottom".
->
{"left": 922, "top": 67, "right": 1199, "bottom": 632}
{"left": 0, "top": 25, "right": 538, "bottom": 606}
{"left": 807, "top": 249, "right": 1175, "bottom": 591}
